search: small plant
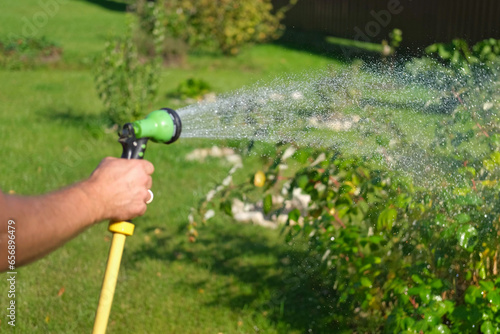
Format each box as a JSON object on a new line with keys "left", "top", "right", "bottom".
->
{"left": 173, "top": 77, "right": 212, "bottom": 100}
{"left": 389, "top": 28, "right": 403, "bottom": 50}
{"left": 0, "top": 36, "right": 62, "bottom": 70}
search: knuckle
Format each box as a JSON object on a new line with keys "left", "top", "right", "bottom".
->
{"left": 103, "top": 156, "right": 114, "bottom": 164}
{"left": 143, "top": 160, "right": 155, "bottom": 174}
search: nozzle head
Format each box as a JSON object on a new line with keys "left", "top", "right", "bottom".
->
{"left": 132, "top": 108, "right": 182, "bottom": 144}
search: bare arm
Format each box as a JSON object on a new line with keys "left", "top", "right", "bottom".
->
{"left": 0, "top": 157, "right": 154, "bottom": 271}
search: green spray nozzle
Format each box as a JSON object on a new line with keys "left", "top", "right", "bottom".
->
{"left": 118, "top": 108, "right": 182, "bottom": 160}
{"left": 132, "top": 108, "right": 182, "bottom": 144}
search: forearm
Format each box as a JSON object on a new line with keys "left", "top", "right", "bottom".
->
{"left": 0, "top": 157, "right": 154, "bottom": 271}
{"left": 0, "top": 181, "right": 100, "bottom": 271}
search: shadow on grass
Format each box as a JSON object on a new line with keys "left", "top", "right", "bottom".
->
{"left": 41, "top": 107, "right": 114, "bottom": 138}
{"left": 128, "top": 220, "right": 345, "bottom": 333}
{"left": 80, "top": 0, "right": 129, "bottom": 12}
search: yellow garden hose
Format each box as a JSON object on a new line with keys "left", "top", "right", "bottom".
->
{"left": 92, "top": 221, "right": 135, "bottom": 334}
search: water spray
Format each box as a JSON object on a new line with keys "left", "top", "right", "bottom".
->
{"left": 92, "top": 108, "right": 182, "bottom": 334}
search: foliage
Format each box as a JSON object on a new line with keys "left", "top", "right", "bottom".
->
{"left": 405, "top": 38, "right": 500, "bottom": 116}
{"left": 94, "top": 16, "right": 163, "bottom": 125}
{"left": 425, "top": 38, "right": 500, "bottom": 74}
{"left": 195, "top": 40, "right": 500, "bottom": 332}
{"left": 389, "top": 29, "right": 403, "bottom": 50}
{"left": 0, "top": 36, "right": 62, "bottom": 70}
{"left": 381, "top": 28, "right": 403, "bottom": 57}
{"left": 200, "top": 136, "right": 499, "bottom": 331}
{"left": 135, "top": 0, "right": 297, "bottom": 55}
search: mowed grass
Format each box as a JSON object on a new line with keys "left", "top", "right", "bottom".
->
{"left": 0, "top": 1, "right": 342, "bottom": 333}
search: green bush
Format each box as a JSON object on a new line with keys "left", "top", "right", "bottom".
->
{"left": 284, "top": 149, "right": 499, "bottom": 332}
{"left": 135, "top": 0, "right": 296, "bottom": 55}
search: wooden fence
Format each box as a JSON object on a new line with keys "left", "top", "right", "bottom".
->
{"left": 273, "top": 0, "right": 500, "bottom": 48}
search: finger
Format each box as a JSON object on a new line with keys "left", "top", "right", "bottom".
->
{"left": 145, "top": 176, "right": 153, "bottom": 190}
{"left": 141, "top": 160, "right": 155, "bottom": 175}
{"left": 143, "top": 189, "right": 152, "bottom": 203}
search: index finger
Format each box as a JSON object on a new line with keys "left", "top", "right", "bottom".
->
{"left": 141, "top": 160, "right": 155, "bottom": 175}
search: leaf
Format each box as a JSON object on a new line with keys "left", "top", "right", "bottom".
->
{"left": 368, "top": 235, "right": 384, "bottom": 244}
{"left": 288, "top": 209, "right": 301, "bottom": 224}
{"left": 263, "top": 194, "right": 272, "bottom": 214}
{"left": 465, "top": 285, "right": 482, "bottom": 304}
{"left": 481, "top": 321, "right": 496, "bottom": 334}
{"left": 435, "top": 214, "right": 446, "bottom": 226}
{"left": 220, "top": 200, "right": 233, "bottom": 217}
{"left": 484, "top": 159, "right": 496, "bottom": 172}
{"left": 419, "top": 288, "right": 431, "bottom": 304}
{"left": 480, "top": 281, "right": 495, "bottom": 292}
{"left": 339, "top": 184, "right": 352, "bottom": 194}
{"left": 430, "top": 279, "right": 443, "bottom": 289}
{"left": 377, "top": 208, "right": 397, "bottom": 230}
{"left": 488, "top": 290, "right": 500, "bottom": 307}
{"left": 412, "top": 274, "right": 424, "bottom": 285}
{"left": 454, "top": 194, "right": 483, "bottom": 206}
{"left": 360, "top": 277, "right": 372, "bottom": 288}
{"left": 457, "top": 224, "right": 478, "bottom": 251}
{"left": 296, "top": 175, "right": 309, "bottom": 189}
{"left": 57, "top": 287, "right": 65, "bottom": 297}
{"left": 463, "top": 193, "right": 483, "bottom": 206}
{"left": 492, "top": 152, "right": 500, "bottom": 164}
{"left": 455, "top": 213, "right": 471, "bottom": 224}
{"left": 432, "top": 324, "right": 451, "bottom": 334}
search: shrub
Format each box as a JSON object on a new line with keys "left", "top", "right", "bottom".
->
{"left": 198, "top": 139, "right": 498, "bottom": 332}
{"left": 135, "top": 0, "right": 296, "bottom": 55}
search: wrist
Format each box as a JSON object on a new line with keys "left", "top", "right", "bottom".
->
{"left": 78, "top": 179, "right": 106, "bottom": 224}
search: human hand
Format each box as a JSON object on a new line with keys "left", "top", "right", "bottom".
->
{"left": 82, "top": 157, "right": 155, "bottom": 222}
